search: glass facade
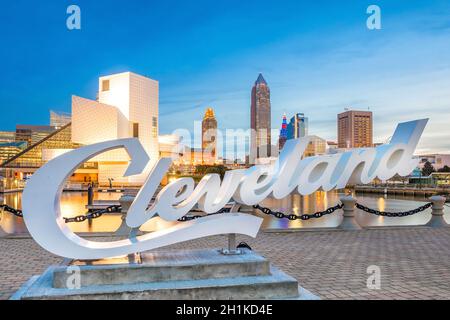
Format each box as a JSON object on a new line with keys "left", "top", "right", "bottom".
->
{"left": 2, "top": 123, "right": 81, "bottom": 169}
{"left": 287, "top": 113, "right": 308, "bottom": 140}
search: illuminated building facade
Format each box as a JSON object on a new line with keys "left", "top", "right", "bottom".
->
{"left": 0, "top": 123, "right": 82, "bottom": 190}
{"left": 0, "top": 142, "right": 26, "bottom": 164}
{"left": 338, "top": 110, "right": 373, "bottom": 148}
{"left": 304, "top": 135, "right": 327, "bottom": 157}
{"left": 0, "top": 131, "right": 16, "bottom": 143}
{"left": 50, "top": 111, "right": 71, "bottom": 129}
{"left": 72, "top": 71, "right": 159, "bottom": 186}
{"left": 201, "top": 107, "right": 217, "bottom": 165}
{"left": 15, "top": 125, "right": 56, "bottom": 147}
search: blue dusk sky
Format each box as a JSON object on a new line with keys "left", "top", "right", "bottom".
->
{"left": 1, "top": 0, "right": 450, "bottom": 155}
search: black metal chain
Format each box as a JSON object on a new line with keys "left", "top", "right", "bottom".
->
{"left": 63, "top": 205, "right": 122, "bottom": 223}
{"left": 0, "top": 200, "right": 437, "bottom": 224}
{"left": 253, "top": 203, "right": 344, "bottom": 221}
{"left": 355, "top": 202, "right": 432, "bottom": 217}
{"left": 177, "top": 207, "right": 231, "bottom": 222}
{"left": 0, "top": 204, "right": 121, "bottom": 223}
{"left": 0, "top": 204, "right": 24, "bottom": 218}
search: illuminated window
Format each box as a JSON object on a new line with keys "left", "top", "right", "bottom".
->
{"left": 102, "top": 80, "right": 110, "bottom": 92}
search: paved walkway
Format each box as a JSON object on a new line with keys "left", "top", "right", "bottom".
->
{"left": 1, "top": 227, "right": 450, "bottom": 300}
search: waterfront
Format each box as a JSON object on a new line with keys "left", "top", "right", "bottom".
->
{"left": 3, "top": 228, "right": 450, "bottom": 300}
{"left": 1, "top": 190, "right": 448, "bottom": 234}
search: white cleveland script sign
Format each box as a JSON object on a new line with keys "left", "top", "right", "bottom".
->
{"left": 22, "top": 119, "right": 427, "bottom": 259}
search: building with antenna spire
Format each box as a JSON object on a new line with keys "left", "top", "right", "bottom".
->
{"left": 250, "top": 73, "right": 271, "bottom": 160}
{"left": 202, "top": 107, "right": 218, "bottom": 165}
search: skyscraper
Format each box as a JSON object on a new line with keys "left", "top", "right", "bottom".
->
{"left": 337, "top": 110, "right": 373, "bottom": 148}
{"left": 202, "top": 107, "right": 217, "bottom": 165}
{"left": 278, "top": 113, "right": 288, "bottom": 150}
{"left": 250, "top": 73, "right": 271, "bottom": 159}
{"left": 287, "top": 113, "right": 308, "bottom": 140}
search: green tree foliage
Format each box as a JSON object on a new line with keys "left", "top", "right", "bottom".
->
{"left": 421, "top": 161, "right": 435, "bottom": 176}
{"left": 437, "top": 165, "right": 450, "bottom": 173}
{"left": 195, "top": 164, "right": 228, "bottom": 179}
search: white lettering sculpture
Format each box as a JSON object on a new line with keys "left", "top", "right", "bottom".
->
{"left": 22, "top": 119, "right": 427, "bottom": 259}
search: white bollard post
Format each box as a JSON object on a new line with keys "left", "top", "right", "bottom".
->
{"left": 338, "top": 195, "right": 362, "bottom": 230}
{"left": 426, "top": 196, "right": 448, "bottom": 228}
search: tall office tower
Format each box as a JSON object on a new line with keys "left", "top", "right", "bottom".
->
{"left": 287, "top": 113, "right": 308, "bottom": 140}
{"left": 72, "top": 71, "right": 159, "bottom": 185}
{"left": 201, "top": 107, "right": 217, "bottom": 165}
{"left": 278, "top": 113, "right": 288, "bottom": 150}
{"left": 250, "top": 73, "right": 271, "bottom": 159}
{"left": 337, "top": 110, "right": 373, "bottom": 148}
{"left": 50, "top": 111, "right": 71, "bottom": 129}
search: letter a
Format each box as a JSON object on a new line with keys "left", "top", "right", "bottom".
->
{"left": 366, "top": 5, "right": 381, "bottom": 30}
{"left": 66, "top": 5, "right": 81, "bottom": 30}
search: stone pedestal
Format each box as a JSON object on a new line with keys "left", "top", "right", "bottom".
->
{"left": 426, "top": 196, "right": 448, "bottom": 228}
{"left": 11, "top": 249, "right": 318, "bottom": 300}
{"left": 337, "top": 196, "right": 362, "bottom": 230}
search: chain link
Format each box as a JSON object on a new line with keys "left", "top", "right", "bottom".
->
{"left": 355, "top": 202, "right": 432, "bottom": 217}
{"left": 253, "top": 203, "right": 344, "bottom": 221}
{"left": 0, "top": 204, "right": 121, "bottom": 223}
{"left": 63, "top": 205, "right": 122, "bottom": 223}
{"left": 177, "top": 207, "right": 231, "bottom": 222}
{"left": 0, "top": 200, "right": 437, "bottom": 224}
{"left": 0, "top": 204, "right": 24, "bottom": 218}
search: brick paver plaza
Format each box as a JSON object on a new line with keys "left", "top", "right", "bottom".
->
{"left": 1, "top": 227, "right": 450, "bottom": 300}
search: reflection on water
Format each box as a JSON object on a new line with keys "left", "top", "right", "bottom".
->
{"left": 1, "top": 190, "right": 448, "bottom": 234}
{"left": 259, "top": 191, "right": 449, "bottom": 229}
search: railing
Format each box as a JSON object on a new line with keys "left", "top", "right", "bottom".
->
{"left": 0, "top": 195, "right": 448, "bottom": 236}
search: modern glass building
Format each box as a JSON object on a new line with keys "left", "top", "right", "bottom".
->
{"left": 287, "top": 113, "right": 308, "bottom": 140}
{"left": 0, "top": 123, "right": 83, "bottom": 191}
{"left": 50, "top": 110, "right": 71, "bottom": 129}
{"left": 0, "top": 141, "right": 27, "bottom": 164}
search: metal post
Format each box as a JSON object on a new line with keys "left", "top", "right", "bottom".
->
{"left": 426, "top": 196, "right": 448, "bottom": 228}
{"left": 221, "top": 206, "right": 243, "bottom": 255}
{"left": 338, "top": 195, "right": 362, "bottom": 230}
{"left": 115, "top": 193, "right": 135, "bottom": 236}
{"left": 87, "top": 183, "right": 94, "bottom": 207}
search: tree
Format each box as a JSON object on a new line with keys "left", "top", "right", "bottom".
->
{"left": 438, "top": 165, "right": 450, "bottom": 173}
{"left": 422, "top": 161, "right": 435, "bottom": 176}
{"left": 205, "top": 165, "right": 227, "bottom": 179}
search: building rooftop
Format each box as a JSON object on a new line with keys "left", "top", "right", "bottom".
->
{"left": 255, "top": 73, "right": 267, "bottom": 85}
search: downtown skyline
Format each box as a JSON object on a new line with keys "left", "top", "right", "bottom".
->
{"left": 1, "top": 1, "right": 450, "bottom": 154}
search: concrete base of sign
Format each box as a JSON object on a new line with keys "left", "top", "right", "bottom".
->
{"left": 11, "top": 249, "right": 319, "bottom": 300}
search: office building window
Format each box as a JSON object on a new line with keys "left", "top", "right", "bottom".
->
{"left": 133, "top": 123, "right": 139, "bottom": 138}
{"left": 152, "top": 117, "right": 157, "bottom": 127}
